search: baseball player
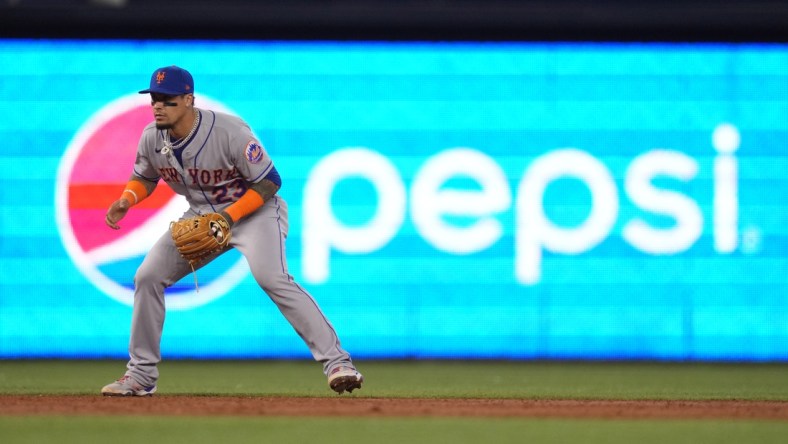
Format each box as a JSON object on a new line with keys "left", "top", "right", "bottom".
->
{"left": 101, "top": 65, "right": 363, "bottom": 396}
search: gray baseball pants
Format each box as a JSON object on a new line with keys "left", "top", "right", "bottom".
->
{"left": 124, "top": 196, "right": 352, "bottom": 387}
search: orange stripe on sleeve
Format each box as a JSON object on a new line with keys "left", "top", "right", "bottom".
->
{"left": 224, "top": 189, "right": 264, "bottom": 223}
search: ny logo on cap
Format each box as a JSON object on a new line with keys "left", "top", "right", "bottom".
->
{"left": 156, "top": 71, "right": 166, "bottom": 84}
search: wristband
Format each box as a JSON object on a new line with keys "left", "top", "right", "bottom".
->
{"left": 120, "top": 180, "right": 150, "bottom": 206}
{"left": 224, "top": 189, "right": 264, "bottom": 223}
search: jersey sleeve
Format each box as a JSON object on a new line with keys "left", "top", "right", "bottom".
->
{"left": 230, "top": 121, "right": 274, "bottom": 184}
{"left": 132, "top": 128, "right": 161, "bottom": 181}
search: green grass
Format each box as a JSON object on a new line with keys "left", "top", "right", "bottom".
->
{"left": 1, "top": 360, "right": 787, "bottom": 444}
{"left": 1, "top": 417, "right": 787, "bottom": 444}
{"left": 1, "top": 359, "right": 787, "bottom": 400}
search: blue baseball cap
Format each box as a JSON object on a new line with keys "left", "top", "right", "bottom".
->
{"left": 138, "top": 65, "right": 194, "bottom": 95}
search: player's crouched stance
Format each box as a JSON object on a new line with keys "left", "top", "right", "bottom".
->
{"left": 100, "top": 65, "right": 363, "bottom": 397}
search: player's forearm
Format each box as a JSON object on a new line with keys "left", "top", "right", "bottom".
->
{"left": 250, "top": 178, "right": 280, "bottom": 201}
{"left": 220, "top": 179, "right": 279, "bottom": 226}
{"left": 121, "top": 175, "right": 158, "bottom": 206}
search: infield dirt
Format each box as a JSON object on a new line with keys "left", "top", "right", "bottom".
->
{"left": 1, "top": 396, "right": 787, "bottom": 420}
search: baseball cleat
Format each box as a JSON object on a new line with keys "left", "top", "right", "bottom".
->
{"left": 101, "top": 375, "right": 157, "bottom": 397}
{"left": 328, "top": 366, "right": 364, "bottom": 394}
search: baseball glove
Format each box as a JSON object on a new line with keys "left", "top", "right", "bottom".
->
{"left": 170, "top": 213, "right": 232, "bottom": 265}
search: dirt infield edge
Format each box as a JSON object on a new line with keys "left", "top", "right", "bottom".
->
{"left": 2, "top": 396, "right": 787, "bottom": 420}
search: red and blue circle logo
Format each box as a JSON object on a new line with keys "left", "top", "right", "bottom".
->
{"left": 245, "top": 141, "right": 264, "bottom": 164}
{"left": 55, "top": 94, "right": 248, "bottom": 309}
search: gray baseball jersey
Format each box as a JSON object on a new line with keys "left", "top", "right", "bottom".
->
{"left": 134, "top": 109, "right": 271, "bottom": 216}
{"left": 124, "top": 108, "right": 353, "bottom": 386}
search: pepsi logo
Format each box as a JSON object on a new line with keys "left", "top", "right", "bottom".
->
{"left": 55, "top": 94, "right": 248, "bottom": 310}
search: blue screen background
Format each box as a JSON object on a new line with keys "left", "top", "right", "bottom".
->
{"left": 0, "top": 40, "right": 785, "bottom": 361}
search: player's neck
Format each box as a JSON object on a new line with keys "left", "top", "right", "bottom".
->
{"left": 170, "top": 108, "right": 197, "bottom": 140}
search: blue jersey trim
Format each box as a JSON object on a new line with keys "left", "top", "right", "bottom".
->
{"left": 192, "top": 110, "right": 218, "bottom": 212}
{"left": 250, "top": 159, "right": 274, "bottom": 183}
{"left": 171, "top": 109, "right": 203, "bottom": 168}
{"left": 132, "top": 169, "right": 160, "bottom": 182}
{"left": 263, "top": 165, "right": 282, "bottom": 187}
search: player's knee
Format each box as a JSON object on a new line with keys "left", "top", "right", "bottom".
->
{"left": 254, "top": 269, "right": 291, "bottom": 293}
{"left": 134, "top": 262, "right": 169, "bottom": 289}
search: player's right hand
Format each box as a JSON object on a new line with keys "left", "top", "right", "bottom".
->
{"left": 105, "top": 198, "right": 132, "bottom": 230}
